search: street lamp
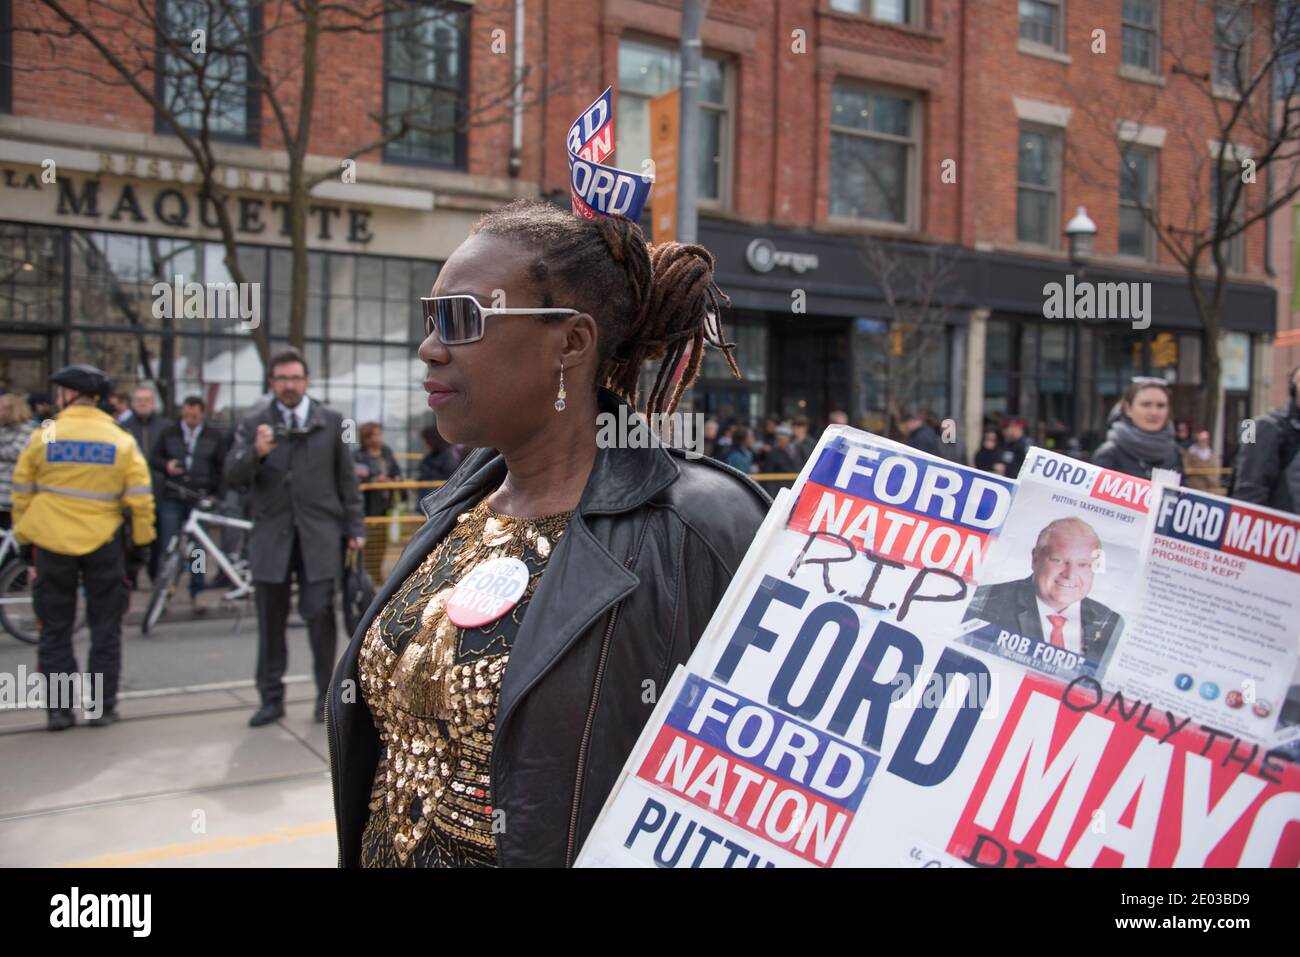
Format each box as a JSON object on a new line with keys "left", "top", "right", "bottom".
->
{"left": 1065, "top": 206, "right": 1098, "bottom": 267}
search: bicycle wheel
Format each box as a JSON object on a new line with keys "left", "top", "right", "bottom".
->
{"left": 0, "top": 560, "right": 39, "bottom": 644}
{"left": 142, "top": 535, "right": 185, "bottom": 634}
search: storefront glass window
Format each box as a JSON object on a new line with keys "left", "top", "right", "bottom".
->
{"left": 689, "top": 318, "right": 767, "bottom": 424}
{"left": 0, "top": 223, "right": 62, "bottom": 326}
{"left": 1078, "top": 326, "right": 1208, "bottom": 444}
{"left": 1031, "top": 324, "right": 1073, "bottom": 447}
{"left": 983, "top": 318, "right": 1014, "bottom": 419}
{"left": 0, "top": 222, "right": 440, "bottom": 462}
{"left": 854, "top": 316, "right": 951, "bottom": 428}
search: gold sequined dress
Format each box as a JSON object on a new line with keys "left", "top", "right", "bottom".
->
{"left": 357, "top": 495, "right": 573, "bottom": 867}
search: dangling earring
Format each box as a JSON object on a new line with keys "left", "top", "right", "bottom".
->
{"left": 554, "top": 360, "right": 567, "bottom": 412}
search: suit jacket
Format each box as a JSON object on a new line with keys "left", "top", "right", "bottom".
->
{"left": 150, "top": 423, "right": 228, "bottom": 499}
{"left": 963, "top": 575, "right": 1124, "bottom": 663}
{"left": 224, "top": 397, "right": 365, "bottom": 583}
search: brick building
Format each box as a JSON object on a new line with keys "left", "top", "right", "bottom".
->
{"left": 0, "top": 0, "right": 1284, "bottom": 459}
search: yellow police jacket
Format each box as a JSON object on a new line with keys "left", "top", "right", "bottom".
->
{"left": 11, "top": 404, "right": 156, "bottom": 556}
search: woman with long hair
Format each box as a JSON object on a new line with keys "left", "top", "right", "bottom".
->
{"left": 327, "top": 200, "right": 770, "bottom": 868}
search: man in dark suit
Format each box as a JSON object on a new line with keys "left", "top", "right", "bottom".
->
{"left": 150, "top": 395, "right": 227, "bottom": 609}
{"left": 964, "top": 517, "right": 1123, "bottom": 663}
{"left": 225, "top": 349, "right": 366, "bottom": 727}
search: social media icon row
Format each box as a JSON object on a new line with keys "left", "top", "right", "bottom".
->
{"left": 1173, "top": 673, "right": 1271, "bottom": 717}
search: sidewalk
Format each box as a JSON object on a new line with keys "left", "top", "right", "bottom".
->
{"left": 0, "top": 621, "right": 340, "bottom": 867}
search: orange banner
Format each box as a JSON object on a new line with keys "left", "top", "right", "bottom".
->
{"left": 649, "top": 88, "right": 680, "bottom": 244}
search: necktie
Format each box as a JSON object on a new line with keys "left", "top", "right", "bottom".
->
{"left": 1047, "top": 614, "right": 1067, "bottom": 648}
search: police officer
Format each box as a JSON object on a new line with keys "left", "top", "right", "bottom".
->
{"left": 11, "top": 365, "right": 155, "bottom": 730}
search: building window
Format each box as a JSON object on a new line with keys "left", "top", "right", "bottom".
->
{"left": 1211, "top": 162, "right": 1246, "bottom": 270}
{"left": 829, "top": 83, "right": 920, "bottom": 227}
{"left": 1016, "top": 125, "right": 1061, "bottom": 247}
{"left": 1119, "top": 148, "right": 1157, "bottom": 259}
{"left": 1019, "top": 0, "right": 1064, "bottom": 50}
{"left": 0, "top": 223, "right": 62, "bottom": 327}
{"left": 829, "top": 0, "right": 921, "bottom": 25}
{"left": 155, "top": 0, "right": 261, "bottom": 143}
{"left": 1213, "top": 2, "right": 1250, "bottom": 94}
{"left": 383, "top": 2, "right": 470, "bottom": 168}
{"left": 616, "top": 38, "right": 731, "bottom": 207}
{"left": 1121, "top": 0, "right": 1159, "bottom": 73}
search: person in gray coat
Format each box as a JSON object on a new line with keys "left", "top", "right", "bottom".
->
{"left": 225, "top": 349, "right": 366, "bottom": 727}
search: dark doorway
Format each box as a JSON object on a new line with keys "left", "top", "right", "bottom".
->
{"left": 769, "top": 316, "right": 851, "bottom": 426}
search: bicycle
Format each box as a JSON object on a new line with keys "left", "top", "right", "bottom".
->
{"left": 141, "top": 482, "right": 254, "bottom": 635}
{"left": 0, "top": 524, "right": 89, "bottom": 645}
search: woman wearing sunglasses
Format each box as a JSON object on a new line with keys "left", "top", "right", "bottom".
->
{"left": 327, "top": 200, "right": 771, "bottom": 867}
{"left": 1090, "top": 378, "right": 1184, "bottom": 480}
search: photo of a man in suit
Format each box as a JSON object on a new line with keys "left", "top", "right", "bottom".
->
{"left": 964, "top": 517, "right": 1124, "bottom": 662}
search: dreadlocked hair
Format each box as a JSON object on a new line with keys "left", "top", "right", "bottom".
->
{"left": 472, "top": 199, "right": 740, "bottom": 418}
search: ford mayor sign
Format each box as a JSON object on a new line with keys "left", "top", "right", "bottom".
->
{"left": 577, "top": 429, "right": 1300, "bottom": 868}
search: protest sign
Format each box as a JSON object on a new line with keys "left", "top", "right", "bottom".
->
{"left": 1105, "top": 485, "right": 1300, "bottom": 748}
{"left": 576, "top": 430, "right": 1300, "bottom": 868}
{"left": 956, "top": 448, "right": 1149, "bottom": 682}
{"left": 567, "top": 87, "right": 653, "bottom": 222}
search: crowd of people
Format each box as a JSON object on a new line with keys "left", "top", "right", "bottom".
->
{"left": 0, "top": 352, "right": 468, "bottom": 731}
{"left": 706, "top": 374, "right": 1298, "bottom": 505}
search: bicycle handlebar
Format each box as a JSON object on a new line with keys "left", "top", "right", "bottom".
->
{"left": 161, "top": 480, "right": 222, "bottom": 513}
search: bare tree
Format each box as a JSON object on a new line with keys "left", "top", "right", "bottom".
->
{"left": 1065, "top": 0, "right": 1300, "bottom": 443}
{"left": 17, "top": 0, "right": 556, "bottom": 385}
{"left": 858, "top": 236, "right": 959, "bottom": 433}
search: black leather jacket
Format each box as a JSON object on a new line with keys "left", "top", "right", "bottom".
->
{"left": 150, "top": 423, "right": 227, "bottom": 499}
{"left": 1232, "top": 403, "right": 1300, "bottom": 513}
{"left": 326, "top": 390, "right": 771, "bottom": 867}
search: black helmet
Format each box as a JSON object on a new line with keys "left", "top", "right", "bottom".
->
{"left": 50, "top": 364, "right": 111, "bottom": 399}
